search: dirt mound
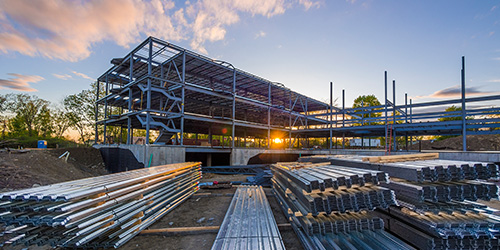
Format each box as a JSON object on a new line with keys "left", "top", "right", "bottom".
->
{"left": 409, "top": 134, "right": 500, "bottom": 151}
{"left": 0, "top": 148, "right": 108, "bottom": 191}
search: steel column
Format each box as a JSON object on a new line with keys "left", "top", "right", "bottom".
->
{"left": 268, "top": 82, "right": 271, "bottom": 148}
{"left": 393, "top": 80, "right": 396, "bottom": 151}
{"left": 342, "top": 89, "right": 345, "bottom": 149}
{"left": 146, "top": 38, "right": 152, "bottom": 145}
{"left": 329, "top": 82, "right": 333, "bottom": 152}
{"left": 289, "top": 90, "right": 292, "bottom": 148}
{"left": 127, "top": 55, "right": 133, "bottom": 144}
{"left": 231, "top": 69, "right": 236, "bottom": 149}
{"left": 461, "top": 56, "right": 466, "bottom": 151}
{"left": 384, "top": 71, "right": 388, "bottom": 152}
{"left": 104, "top": 75, "right": 108, "bottom": 144}
{"left": 95, "top": 81, "right": 100, "bottom": 144}
{"left": 410, "top": 98, "right": 412, "bottom": 144}
{"left": 181, "top": 51, "right": 186, "bottom": 146}
{"left": 405, "top": 93, "right": 408, "bottom": 151}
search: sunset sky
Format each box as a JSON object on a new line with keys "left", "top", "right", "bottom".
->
{"left": 0, "top": 0, "right": 499, "bottom": 107}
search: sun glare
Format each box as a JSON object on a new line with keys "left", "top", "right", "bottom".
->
{"left": 273, "top": 138, "right": 283, "bottom": 144}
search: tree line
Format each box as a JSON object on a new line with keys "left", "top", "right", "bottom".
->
{"left": 0, "top": 83, "right": 99, "bottom": 147}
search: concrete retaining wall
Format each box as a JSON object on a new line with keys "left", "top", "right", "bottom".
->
{"left": 94, "top": 144, "right": 186, "bottom": 167}
{"left": 95, "top": 144, "right": 499, "bottom": 169}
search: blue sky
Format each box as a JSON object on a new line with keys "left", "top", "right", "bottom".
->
{"left": 0, "top": 0, "right": 499, "bottom": 107}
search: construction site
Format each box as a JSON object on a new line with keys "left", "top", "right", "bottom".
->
{"left": 1, "top": 37, "right": 500, "bottom": 250}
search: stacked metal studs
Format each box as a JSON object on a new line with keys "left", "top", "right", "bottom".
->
{"left": 301, "top": 154, "right": 500, "bottom": 250}
{"left": 0, "top": 162, "right": 201, "bottom": 249}
{"left": 272, "top": 162, "right": 413, "bottom": 250}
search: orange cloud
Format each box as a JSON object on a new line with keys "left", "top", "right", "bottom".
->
{"left": 71, "top": 71, "right": 94, "bottom": 81}
{"left": 412, "top": 85, "right": 499, "bottom": 100}
{"left": 0, "top": 0, "right": 319, "bottom": 59}
{"left": 0, "top": 73, "right": 44, "bottom": 92}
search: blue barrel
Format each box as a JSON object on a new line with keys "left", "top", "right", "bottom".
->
{"left": 37, "top": 140, "right": 47, "bottom": 148}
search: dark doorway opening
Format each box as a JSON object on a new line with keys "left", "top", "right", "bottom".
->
{"left": 185, "top": 152, "right": 230, "bottom": 166}
{"left": 247, "top": 153, "right": 311, "bottom": 165}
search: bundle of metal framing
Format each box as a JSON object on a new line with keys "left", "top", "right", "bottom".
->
{"left": 272, "top": 162, "right": 414, "bottom": 250}
{"left": 211, "top": 186, "right": 285, "bottom": 250}
{"left": 375, "top": 206, "right": 500, "bottom": 250}
{"left": 383, "top": 178, "right": 499, "bottom": 203}
{"left": 300, "top": 155, "right": 500, "bottom": 250}
{"left": 300, "top": 155, "right": 499, "bottom": 182}
{"left": 0, "top": 162, "right": 201, "bottom": 248}
{"left": 272, "top": 162, "right": 396, "bottom": 215}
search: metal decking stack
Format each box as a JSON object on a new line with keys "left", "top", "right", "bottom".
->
{"left": 212, "top": 186, "right": 285, "bottom": 250}
{"left": 271, "top": 162, "right": 414, "bottom": 249}
{"left": 301, "top": 154, "right": 500, "bottom": 250}
{"left": 0, "top": 162, "right": 201, "bottom": 249}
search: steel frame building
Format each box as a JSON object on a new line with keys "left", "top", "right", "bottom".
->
{"left": 96, "top": 37, "right": 500, "bottom": 152}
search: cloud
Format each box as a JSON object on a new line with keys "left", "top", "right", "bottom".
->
{"left": 255, "top": 31, "right": 267, "bottom": 39}
{"left": 53, "top": 73, "right": 72, "bottom": 80}
{"left": 489, "top": 31, "right": 495, "bottom": 36}
{"left": 0, "top": 0, "right": 186, "bottom": 61}
{"left": 299, "top": 0, "right": 322, "bottom": 10}
{"left": 487, "top": 79, "right": 500, "bottom": 83}
{"left": 0, "top": 0, "right": 317, "bottom": 59}
{"left": 72, "top": 71, "right": 94, "bottom": 81}
{"left": 187, "top": 0, "right": 287, "bottom": 54}
{"left": 413, "top": 85, "right": 496, "bottom": 100}
{"left": 0, "top": 73, "right": 43, "bottom": 92}
{"left": 492, "top": 5, "right": 498, "bottom": 11}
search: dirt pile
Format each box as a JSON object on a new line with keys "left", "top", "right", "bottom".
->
{"left": 0, "top": 148, "right": 108, "bottom": 190}
{"left": 408, "top": 134, "right": 500, "bottom": 151}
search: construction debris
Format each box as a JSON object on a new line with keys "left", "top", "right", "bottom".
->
{"left": 212, "top": 186, "right": 285, "bottom": 250}
{"left": 0, "top": 162, "right": 201, "bottom": 249}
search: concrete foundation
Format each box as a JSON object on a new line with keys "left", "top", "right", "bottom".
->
{"left": 95, "top": 144, "right": 185, "bottom": 167}
{"left": 95, "top": 145, "right": 500, "bottom": 171}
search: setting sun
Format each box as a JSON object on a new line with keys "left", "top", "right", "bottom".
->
{"left": 273, "top": 138, "right": 283, "bottom": 144}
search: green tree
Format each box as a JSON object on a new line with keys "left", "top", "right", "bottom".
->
{"left": 64, "top": 89, "right": 95, "bottom": 144}
{"left": 438, "top": 105, "right": 462, "bottom": 121}
{"left": 0, "top": 95, "right": 8, "bottom": 139}
{"left": 52, "top": 108, "right": 72, "bottom": 138}
{"left": 6, "top": 94, "right": 51, "bottom": 137}
{"left": 352, "top": 95, "right": 382, "bottom": 125}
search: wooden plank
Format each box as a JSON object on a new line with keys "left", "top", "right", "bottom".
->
{"left": 140, "top": 226, "right": 219, "bottom": 236}
{"left": 139, "top": 223, "right": 292, "bottom": 236}
{"left": 362, "top": 153, "right": 439, "bottom": 163}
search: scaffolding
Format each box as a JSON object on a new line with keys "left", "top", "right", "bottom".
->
{"left": 96, "top": 37, "right": 500, "bottom": 151}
